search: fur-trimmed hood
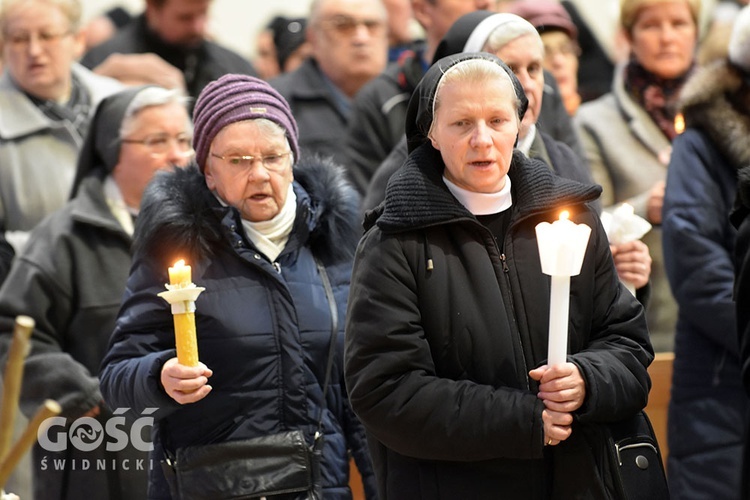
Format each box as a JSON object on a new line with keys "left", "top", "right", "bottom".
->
{"left": 134, "top": 156, "right": 361, "bottom": 268}
{"left": 680, "top": 59, "right": 750, "bottom": 171}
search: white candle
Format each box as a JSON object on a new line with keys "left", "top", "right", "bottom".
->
{"left": 535, "top": 211, "right": 592, "bottom": 365}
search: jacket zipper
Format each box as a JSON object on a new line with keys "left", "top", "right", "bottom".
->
{"left": 478, "top": 222, "right": 530, "bottom": 392}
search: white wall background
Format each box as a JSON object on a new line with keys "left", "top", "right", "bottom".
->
{"left": 79, "top": 0, "right": 314, "bottom": 62}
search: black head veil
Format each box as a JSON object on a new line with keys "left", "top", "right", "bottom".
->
{"left": 69, "top": 85, "right": 157, "bottom": 199}
{"left": 404, "top": 52, "right": 528, "bottom": 154}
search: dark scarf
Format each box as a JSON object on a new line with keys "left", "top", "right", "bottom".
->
{"left": 26, "top": 72, "right": 92, "bottom": 139}
{"left": 624, "top": 58, "right": 692, "bottom": 141}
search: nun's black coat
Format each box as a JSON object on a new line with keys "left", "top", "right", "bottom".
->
{"left": 344, "top": 53, "right": 653, "bottom": 499}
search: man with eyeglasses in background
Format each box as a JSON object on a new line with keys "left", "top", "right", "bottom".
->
{"left": 271, "top": 0, "right": 389, "bottom": 164}
{"left": 80, "top": 0, "right": 257, "bottom": 106}
{"left": 0, "top": 0, "right": 122, "bottom": 260}
{"left": 340, "top": 0, "right": 494, "bottom": 195}
{"left": 0, "top": 85, "right": 193, "bottom": 500}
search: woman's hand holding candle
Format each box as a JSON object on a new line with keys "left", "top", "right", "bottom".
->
{"left": 610, "top": 240, "right": 651, "bottom": 290}
{"left": 529, "top": 362, "right": 586, "bottom": 447}
{"left": 160, "top": 358, "right": 212, "bottom": 405}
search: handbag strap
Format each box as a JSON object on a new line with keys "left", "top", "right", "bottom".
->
{"left": 314, "top": 257, "right": 338, "bottom": 443}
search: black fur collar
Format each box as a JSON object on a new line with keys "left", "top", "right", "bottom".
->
{"left": 134, "top": 156, "right": 361, "bottom": 268}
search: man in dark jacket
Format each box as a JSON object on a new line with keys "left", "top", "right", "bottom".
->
{"left": 342, "top": 0, "right": 493, "bottom": 194}
{"left": 271, "top": 0, "right": 388, "bottom": 164}
{"left": 0, "top": 86, "right": 193, "bottom": 500}
{"left": 81, "top": 0, "right": 256, "bottom": 105}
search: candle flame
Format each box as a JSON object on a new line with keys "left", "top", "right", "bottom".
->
{"left": 674, "top": 113, "right": 685, "bottom": 134}
{"left": 559, "top": 210, "right": 570, "bottom": 221}
{"left": 173, "top": 259, "right": 185, "bottom": 268}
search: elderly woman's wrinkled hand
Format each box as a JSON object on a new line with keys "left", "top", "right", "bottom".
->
{"left": 541, "top": 407, "right": 573, "bottom": 446}
{"left": 160, "top": 357, "right": 213, "bottom": 404}
{"left": 529, "top": 363, "right": 586, "bottom": 413}
{"left": 530, "top": 363, "right": 585, "bottom": 446}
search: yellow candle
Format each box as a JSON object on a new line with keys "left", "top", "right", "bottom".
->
{"left": 168, "top": 259, "right": 191, "bottom": 287}
{"left": 0, "top": 399, "right": 61, "bottom": 491}
{"left": 173, "top": 312, "right": 199, "bottom": 367}
{"left": 165, "top": 260, "right": 199, "bottom": 367}
{"left": 0, "top": 316, "right": 35, "bottom": 463}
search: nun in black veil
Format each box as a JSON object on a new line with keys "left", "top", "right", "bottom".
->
{"left": 345, "top": 52, "right": 653, "bottom": 499}
{"left": 0, "top": 85, "right": 192, "bottom": 500}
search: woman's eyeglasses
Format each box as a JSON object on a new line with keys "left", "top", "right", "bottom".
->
{"left": 543, "top": 42, "right": 582, "bottom": 63}
{"left": 5, "top": 30, "right": 73, "bottom": 51}
{"left": 121, "top": 133, "right": 194, "bottom": 159}
{"left": 210, "top": 152, "right": 292, "bottom": 173}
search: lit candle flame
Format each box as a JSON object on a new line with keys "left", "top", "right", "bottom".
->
{"left": 559, "top": 210, "right": 570, "bottom": 221}
{"left": 674, "top": 113, "right": 685, "bottom": 134}
{"left": 168, "top": 259, "right": 192, "bottom": 288}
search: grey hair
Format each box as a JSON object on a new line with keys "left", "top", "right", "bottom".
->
{"left": 119, "top": 87, "right": 192, "bottom": 138}
{"left": 1, "top": 0, "right": 83, "bottom": 35}
{"left": 481, "top": 17, "right": 543, "bottom": 55}
{"left": 308, "top": 0, "right": 387, "bottom": 27}
{"left": 245, "top": 118, "right": 296, "bottom": 165}
{"left": 428, "top": 58, "right": 521, "bottom": 138}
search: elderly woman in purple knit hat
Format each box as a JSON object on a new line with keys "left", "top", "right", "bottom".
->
{"left": 99, "top": 74, "right": 377, "bottom": 500}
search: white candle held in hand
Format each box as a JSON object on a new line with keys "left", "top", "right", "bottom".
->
{"left": 535, "top": 211, "right": 592, "bottom": 365}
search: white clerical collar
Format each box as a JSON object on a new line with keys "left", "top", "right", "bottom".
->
{"left": 104, "top": 175, "right": 136, "bottom": 235}
{"left": 443, "top": 175, "right": 513, "bottom": 215}
{"left": 516, "top": 124, "right": 536, "bottom": 156}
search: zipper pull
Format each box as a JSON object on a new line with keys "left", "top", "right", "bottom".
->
{"left": 273, "top": 262, "right": 281, "bottom": 274}
{"left": 500, "top": 253, "right": 509, "bottom": 273}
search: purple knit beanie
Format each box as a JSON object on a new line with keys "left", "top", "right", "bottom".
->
{"left": 192, "top": 74, "right": 299, "bottom": 171}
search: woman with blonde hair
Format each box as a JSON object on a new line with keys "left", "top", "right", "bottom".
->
{"left": 0, "top": 0, "right": 121, "bottom": 254}
{"left": 575, "top": 0, "right": 700, "bottom": 353}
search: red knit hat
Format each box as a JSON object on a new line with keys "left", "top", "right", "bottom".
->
{"left": 192, "top": 74, "right": 299, "bottom": 171}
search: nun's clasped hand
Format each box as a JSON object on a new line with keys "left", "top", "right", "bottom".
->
{"left": 530, "top": 363, "right": 586, "bottom": 446}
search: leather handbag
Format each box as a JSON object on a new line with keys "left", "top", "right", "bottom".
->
{"left": 553, "top": 410, "right": 669, "bottom": 500}
{"left": 601, "top": 411, "right": 669, "bottom": 500}
{"left": 161, "top": 258, "right": 337, "bottom": 500}
{"left": 165, "top": 430, "right": 320, "bottom": 500}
